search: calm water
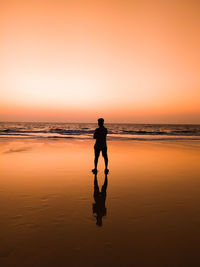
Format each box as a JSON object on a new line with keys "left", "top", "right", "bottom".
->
{"left": 0, "top": 122, "right": 200, "bottom": 140}
{"left": 1, "top": 139, "right": 200, "bottom": 266}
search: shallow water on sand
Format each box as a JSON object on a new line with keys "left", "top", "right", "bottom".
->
{"left": 1, "top": 139, "right": 200, "bottom": 266}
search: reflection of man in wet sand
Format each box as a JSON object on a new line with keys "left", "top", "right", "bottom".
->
{"left": 92, "top": 118, "right": 109, "bottom": 174}
{"left": 92, "top": 173, "right": 108, "bottom": 227}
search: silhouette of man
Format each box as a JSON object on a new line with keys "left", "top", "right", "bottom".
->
{"left": 92, "top": 118, "right": 109, "bottom": 174}
{"left": 92, "top": 173, "right": 108, "bottom": 227}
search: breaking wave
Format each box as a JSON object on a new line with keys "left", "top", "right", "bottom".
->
{"left": 0, "top": 122, "right": 200, "bottom": 140}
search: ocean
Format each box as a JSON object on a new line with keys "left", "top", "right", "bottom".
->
{"left": 0, "top": 122, "right": 200, "bottom": 140}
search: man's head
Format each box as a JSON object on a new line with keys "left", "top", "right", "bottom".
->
{"left": 98, "top": 118, "right": 104, "bottom": 127}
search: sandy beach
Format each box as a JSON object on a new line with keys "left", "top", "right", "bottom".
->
{"left": 0, "top": 139, "right": 200, "bottom": 266}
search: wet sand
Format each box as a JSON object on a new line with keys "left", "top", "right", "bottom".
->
{"left": 1, "top": 139, "right": 200, "bottom": 267}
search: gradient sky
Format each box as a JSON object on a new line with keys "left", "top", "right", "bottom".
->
{"left": 1, "top": 0, "right": 200, "bottom": 123}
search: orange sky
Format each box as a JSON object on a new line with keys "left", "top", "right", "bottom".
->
{"left": 0, "top": 0, "right": 200, "bottom": 123}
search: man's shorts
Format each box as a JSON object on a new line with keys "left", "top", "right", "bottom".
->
{"left": 94, "top": 147, "right": 107, "bottom": 158}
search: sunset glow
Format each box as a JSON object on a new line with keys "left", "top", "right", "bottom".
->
{"left": 1, "top": 0, "right": 200, "bottom": 123}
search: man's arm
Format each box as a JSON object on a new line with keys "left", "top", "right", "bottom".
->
{"left": 93, "top": 129, "right": 98, "bottom": 139}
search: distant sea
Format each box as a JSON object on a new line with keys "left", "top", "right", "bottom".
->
{"left": 0, "top": 122, "right": 200, "bottom": 141}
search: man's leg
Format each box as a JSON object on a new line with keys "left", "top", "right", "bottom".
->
{"left": 94, "top": 148, "right": 100, "bottom": 170}
{"left": 102, "top": 148, "right": 108, "bottom": 170}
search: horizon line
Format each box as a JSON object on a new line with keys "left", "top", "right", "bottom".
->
{"left": 0, "top": 121, "right": 200, "bottom": 125}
